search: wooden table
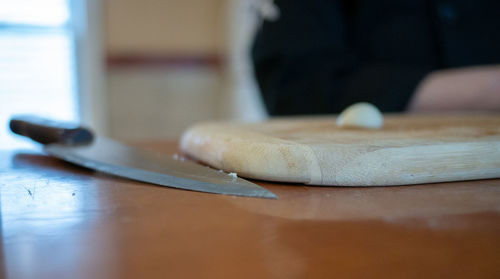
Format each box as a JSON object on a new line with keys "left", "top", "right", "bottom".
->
{"left": 1, "top": 142, "right": 500, "bottom": 278}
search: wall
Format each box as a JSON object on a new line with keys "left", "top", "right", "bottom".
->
{"left": 104, "top": 0, "right": 229, "bottom": 141}
{"left": 104, "top": 0, "right": 267, "bottom": 141}
{"left": 106, "top": 0, "right": 227, "bottom": 55}
{"left": 107, "top": 66, "right": 223, "bottom": 140}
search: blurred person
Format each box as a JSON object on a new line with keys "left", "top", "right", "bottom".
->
{"left": 252, "top": 0, "right": 500, "bottom": 115}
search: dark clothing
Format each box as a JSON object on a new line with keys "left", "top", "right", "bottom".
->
{"left": 251, "top": 0, "right": 500, "bottom": 115}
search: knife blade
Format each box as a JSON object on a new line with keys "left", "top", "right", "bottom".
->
{"left": 9, "top": 116, "right": 277, "bottom": 199}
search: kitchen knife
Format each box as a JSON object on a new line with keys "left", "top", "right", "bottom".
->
{"left": 9, "top": 116, "right": 277, "bottom": 199}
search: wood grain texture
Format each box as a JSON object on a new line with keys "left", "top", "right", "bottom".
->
{"left": 180, "top": 114, "right": 500, "bottom": 186}
{"left": 2, "top": 142, "right": 500, "bottom": 279}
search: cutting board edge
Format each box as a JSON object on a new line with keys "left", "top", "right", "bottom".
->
{"left": 180, "top": 116, "right": 500, "bottom": 186}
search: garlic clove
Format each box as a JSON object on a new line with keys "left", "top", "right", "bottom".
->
{"left": 336, "top": 102, "right": 383, "bottom": 129}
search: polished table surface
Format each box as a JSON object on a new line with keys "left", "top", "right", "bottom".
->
{"left": 1, "top": 141, "right": 500, "bottom": 279}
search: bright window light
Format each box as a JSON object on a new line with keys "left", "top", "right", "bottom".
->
{"left": 0, "top": 0, "right": 77, "bottom": 149}
{"left": 0, "top": 0, "right": 69, "bottom": 27}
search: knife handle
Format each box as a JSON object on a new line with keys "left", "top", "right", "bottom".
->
{"left": 9, "top": 115, "right": 94, "bottom": 145}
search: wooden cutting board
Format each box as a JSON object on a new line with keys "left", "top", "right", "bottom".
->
{"left": 180, "top": 114, "right": 500, "bottom": 186}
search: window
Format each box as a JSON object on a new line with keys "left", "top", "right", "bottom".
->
{"left": 0, "top": 0, "right": 78, "bottom": 148}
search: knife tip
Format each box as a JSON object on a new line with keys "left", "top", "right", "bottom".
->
{"left": 228, "top": 188, "right": 277, "bottom": 199}
{"left": 256, "top": 190, "right": 278, "bottom": 199}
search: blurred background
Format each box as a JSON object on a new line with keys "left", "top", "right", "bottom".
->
{"left": 1, "top": 0, "right": 267, "bottom": 148}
